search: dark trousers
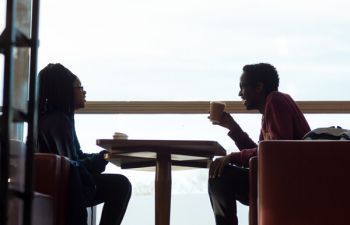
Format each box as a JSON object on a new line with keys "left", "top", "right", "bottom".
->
{"left": 208, "top": 165, "right": 249, "bottom": 225}
{"left": 88, "top": 174, "right": 132, "bottom": 225}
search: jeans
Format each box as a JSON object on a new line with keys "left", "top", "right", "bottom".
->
{"left": 208, "top": 165, "right": 249, "bottom": 225}
{"left": 88, "top": 174, "right": 132, "bottom": 225}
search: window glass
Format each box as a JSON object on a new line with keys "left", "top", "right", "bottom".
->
{"left": 36, "top": 0, "right": 350, "bottom": 101}
{"left": 75, "top": 114, "right": 259, "bottom": 225}
{"left": 0, "top": 55, "right": 3, "bottom": 107}
{"left": 0, "top": 0, "right": 4, "bottom": 30}
{"left": 75, "top": 113, "right": 350, "bottom": 225}
{"left": 0, "top": 0, "right": 5, "bottom": 106}
{"left": 2, "top": 0, "right": 350, "bottom": 224}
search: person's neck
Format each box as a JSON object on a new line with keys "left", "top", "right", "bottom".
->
{"left": 258, "top": 104, "right": 265, "bottom": 114}
{"left": 257, "top": 93, "right": 269, "bottom": 114}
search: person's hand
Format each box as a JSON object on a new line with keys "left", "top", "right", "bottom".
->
{"left": 209, "top": 112, "right": 240, "bottom": 131}
{"left": 209, "top": 152, "right": 241, "bottom": 178}
{"left": 99, "top": 150, "right": 109, "bottom": 159}
{"left": 90, "top": 152, "right": 109, "bottom": 174}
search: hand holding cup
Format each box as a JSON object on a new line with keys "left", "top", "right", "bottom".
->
{"left": 209, "top": 101, "right": 226, "bottom": 124}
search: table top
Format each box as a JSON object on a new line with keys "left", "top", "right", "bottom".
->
{"left": 96, "top": 139, "right": 226, "bottom": 169}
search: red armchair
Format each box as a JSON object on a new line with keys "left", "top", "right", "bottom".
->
{"left": 254, "top": 140, "right": 350, "bottom": 225}
{"left": 34, "top": 153, "right": 70, "bottom": 225}
{"left": 8, "top": 141, "right": 60, "bottom": 225}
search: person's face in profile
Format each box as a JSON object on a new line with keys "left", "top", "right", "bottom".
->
{"left": 238, "top": 72, "right": 262, "bottom": 110}
{"left": 73, "top": 78, "right": 86, "bottom": 110}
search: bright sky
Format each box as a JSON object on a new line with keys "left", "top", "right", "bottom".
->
{"left": 1, "top": 0, "right": 350, "bottom": 100}
{"left": 33, "top": 0, "right": 350, "bottom": 101}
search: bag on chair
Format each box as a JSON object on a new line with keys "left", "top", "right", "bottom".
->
{"left": 303, "top": 126, "right": 350, "bottom": 140}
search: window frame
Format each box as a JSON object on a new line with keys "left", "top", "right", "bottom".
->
{"left": 77, "top": 101, "right": 350, "bottom": 114}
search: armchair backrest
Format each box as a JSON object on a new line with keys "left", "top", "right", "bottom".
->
{"left": 34, "top": 153, "right": 70, "bottom": 225}
{"left": 258, "top": 140, "right": 350, "bottom": 225}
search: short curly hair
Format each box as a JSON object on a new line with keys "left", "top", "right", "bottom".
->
{"left": 242, "top": 63, "right": 279, "bottom": 94}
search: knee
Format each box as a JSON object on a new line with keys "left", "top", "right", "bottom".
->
{"left": 118, "top": 174, "right": 132, "bottom": 196}
{"left": 102, "top": 174, "right": 132, "bottom": 196}
{"left": 208, "top": 177, "right": 226, "bottom": 196}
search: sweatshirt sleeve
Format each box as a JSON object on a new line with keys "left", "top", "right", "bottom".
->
{"left": 227, "top": 92, "right": 308, "bottom": 168}
{"left": 239, "top": 148, "right": 257, "bottom": 167}
{"left": 227, "top": 128, "right": 258, "bottom": 168}
{"left": 227, "top": 129, "right": 258, "bottom": 150}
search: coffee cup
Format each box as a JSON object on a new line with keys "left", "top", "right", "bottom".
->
{"left": 113, "top": 132, "right": 128, "bottom": 140}
{"left": 209, "top": 101, "right": 226, "bottom": 124}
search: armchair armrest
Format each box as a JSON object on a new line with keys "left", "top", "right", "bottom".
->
{"left": 249, "top": 156, "right": 258, "bottom": 225}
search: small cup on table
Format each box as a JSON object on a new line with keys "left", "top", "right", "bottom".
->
{"left": 113, "top": 132, "right": 128, "bottom": 140}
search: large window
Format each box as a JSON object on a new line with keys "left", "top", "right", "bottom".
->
{"left": 76, "top": 113, "right": 350, "bottom": 224}
{"left": 75, "top": 114, "right": 262, "bottom": 225}
{"left": 2, "top": 0, "right": 350, "bottom": 224}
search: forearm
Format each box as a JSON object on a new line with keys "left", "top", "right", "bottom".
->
{"left": 78, "top": 151, "right": 108, "bottom": 174}
{"left": 228, "top": 129, "right": 257, "bottom": 150}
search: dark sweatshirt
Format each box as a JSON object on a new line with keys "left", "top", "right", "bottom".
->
{"left": 38, "top": 111, "right": 107, "bottom": 174}
{"left": 228, "top": 91, "right": 311, "bottom": 167}
{"left": 38, "top": 111, "right": 107, "bottom": 225}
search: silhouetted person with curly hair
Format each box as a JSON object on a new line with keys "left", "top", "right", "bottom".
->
{"left": 208, "top": 63, "right": 310, "bottom": 225}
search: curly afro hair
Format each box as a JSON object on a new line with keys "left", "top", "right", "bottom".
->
{"left": 242, "top": 63, "right": 279, "bottom": 94}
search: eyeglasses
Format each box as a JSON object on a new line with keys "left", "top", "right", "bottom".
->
{"left": 74, "top": 86, "right": 84, "bottom": 90}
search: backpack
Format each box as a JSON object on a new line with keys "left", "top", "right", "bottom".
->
{"left": 303, "top": 126, "right": 350, "bottom": 140}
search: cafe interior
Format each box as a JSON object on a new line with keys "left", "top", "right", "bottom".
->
{"left": 1, "top": 0, "right": 350, "bottom": 225}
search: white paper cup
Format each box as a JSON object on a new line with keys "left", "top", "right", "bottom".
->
{"left": 113, "top": 132, "right": 128, "bottom": 140}
{"left": 209, "top": 101, "right": 226, "bottom": 123}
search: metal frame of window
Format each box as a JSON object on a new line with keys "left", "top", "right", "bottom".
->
{"left": 77, "top": 101, "right": 350, "bottom": 114}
